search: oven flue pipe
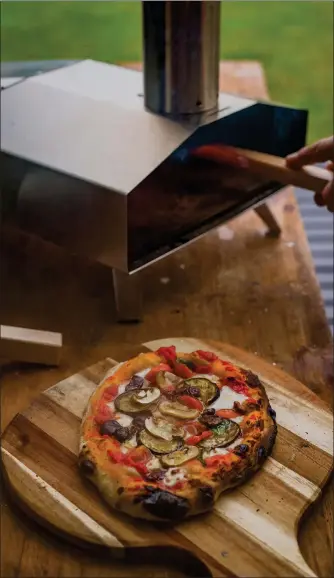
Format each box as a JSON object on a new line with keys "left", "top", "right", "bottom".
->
{"left": 142, "top": 1, "right": 221, "bottom": 117}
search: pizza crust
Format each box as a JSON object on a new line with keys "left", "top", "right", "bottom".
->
{"left": 79, "top": 349, "right": 277, "bottom": 522}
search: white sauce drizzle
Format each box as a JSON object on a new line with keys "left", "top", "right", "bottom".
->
{"left": 212, "top": 386, "right": 248, "bottom": 411}
{"left": 163, "top": 468, "right": 187, "bottom": 487}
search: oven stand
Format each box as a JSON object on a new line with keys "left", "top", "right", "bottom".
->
{"left": 112, "top": 269, "right": 143, "bottom": 323}
{"left": 255, "top": 202, "right": 282, "bottom": 237}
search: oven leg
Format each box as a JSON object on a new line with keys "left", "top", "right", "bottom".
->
{"left": 254, "top": 202, "right": 281, "bottom": 237}
{"left": 112, "top": 269, "right": 143, "bottom": 323}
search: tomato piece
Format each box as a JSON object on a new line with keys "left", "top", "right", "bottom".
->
{"left": 102, "top": 383, "right": 119, "bottom": 401}
{"left": 195, "top": 350, "right": 218, "bottom": 362}
{"left": 107, "top": 450, "right": 124, "bottom": 464}
{"left": 156, "top": 346, "right": 177, "bottom": 364}
{"left": 183, "top": 421, "right": 206, "bottom": 436}
{"left": 146, "top": 363, "right": 171, "bottom": 384}
{"left": 95, "top": 403, "right": 114, "bottom": 425}
{"left": 128, "top": 446, "right": 151, "bottom": 464}
{"left": 186, "top": 430, "right": 213, "bottom": 446}
{"left": 227, "top": 379, "right": 249, "bottom": 396}
{"left": 173, "top": 481, "right": 186, "bottom": 490}
{"left": 178, "top": 395, "right": 203, "bottom": 411}
{"left": 173, "top": 361, "right": 194, "bottom": 379}
{"left": 216, "top": 409, "right": 240, "bottom": 419}
{"left": 183, "top": 424, "right": 198, "bottom": 437}
{"left": 132, "top": 462, "right": 148, "bottom": 476}
{"left": 195, "top": 364, "right": 213, "bottom": 373}
{"left": 221, "top": 361, "right": 236, "bottom": 369}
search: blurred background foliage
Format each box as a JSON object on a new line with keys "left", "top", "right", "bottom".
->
{"left": 1, "top": 1, "right": 333, "bottom": 143}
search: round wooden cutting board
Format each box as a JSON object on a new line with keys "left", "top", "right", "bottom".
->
{"left": 2, "top": 338, "right": 333, "bottom": 578}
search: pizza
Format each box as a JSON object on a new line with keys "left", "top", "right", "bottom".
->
{"left": 79, "top": 346, "right": 277, "bottom": 522}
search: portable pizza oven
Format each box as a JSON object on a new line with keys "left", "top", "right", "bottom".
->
{"left": 1, "top": 2, "right": 307, "bottom": 288}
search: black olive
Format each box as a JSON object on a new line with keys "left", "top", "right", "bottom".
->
{"left": 200, "top": 411, "right": 222, "bottom": 427}
{"left": 199, "top": 485, "right": 214, "bottom": 505}
{"left": 80, "top": 459, "right": 95, "bottom": 474}
{"left": 243, "top": 370, "right": 261, "bottom": 388}
{"left": 203, "top": 408, "right": 216, "bottom": 416}
{"left": 125, "top": 375, "right": 144, "bottom": 391}
{"left": 132, "top": 414, "right": 149, "bottom": 429}
{"left": 114, "top": 426, "right": 132, "bottom": 442}
{"left": 258, "top": 446, "right": 267, "bottom": 462}
{"left": 117, "top": 487, "right": 124, "bottom": 495}
{"left": 268, "top": 406, "right": 276, "bottom": 419}
{"left": 234, "top": 444, "right": 249, "bottom": 456}
{"left": 100, "top": 420, "right": 121, "bottom": 437}
{"left": 142, "top": 489, "right": 190, "bottom": 520}
{"left": 145, "top": 470, "right": 165, "bottom": 483}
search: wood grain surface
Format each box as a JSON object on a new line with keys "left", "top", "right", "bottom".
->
{"left": 2, "top": 337, "right": 333, "bottom": 578}
{"left": 1, "top": 61, "right": 333, "bottom": 578}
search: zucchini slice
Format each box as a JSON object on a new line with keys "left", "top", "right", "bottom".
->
{"left": 139, "top": 429, "right": 182, "bottom": 454}
{"left": 183, "top": 378, "right": 219, "bottom": 405}
{"left": 199, "top": 419, "right": 240, "bottom": 449}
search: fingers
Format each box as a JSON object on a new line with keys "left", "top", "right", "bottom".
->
{"left": 326, "top": 161, "right": 334, "bottom": 172}
{"left": 322, "top": 178, "right": 334, "bottom": 213}
{"left": 286, "top": 136, "right": 334, "bottom": 169}
{"left": 314, "top": 177, "right": 334, "bottom": 212}
{"left": 314, "top": 192, "right": 326, "bottom": 207}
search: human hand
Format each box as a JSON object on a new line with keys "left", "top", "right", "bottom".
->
{"left": 286, "top": 136, "right": 334, "bottom": 212}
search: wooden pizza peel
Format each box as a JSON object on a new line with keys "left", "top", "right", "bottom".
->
{"left": 2, "top": 337, "right": 333, "bottom": 578}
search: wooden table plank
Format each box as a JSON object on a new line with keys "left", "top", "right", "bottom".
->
{"left": 1, "top": 61, "right": 332, "bottom": 578}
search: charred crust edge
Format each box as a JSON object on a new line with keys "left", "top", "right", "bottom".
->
{"left": 139, "top": 488, "right": 190, "bottom": 521}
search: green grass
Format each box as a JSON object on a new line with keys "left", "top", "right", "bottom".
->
{"left": 1, "top": 1, "right": 332, "bottom": 143}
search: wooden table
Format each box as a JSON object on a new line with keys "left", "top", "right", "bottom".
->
{"left": 1, "top": 61, "right": 333, "bottom": 578}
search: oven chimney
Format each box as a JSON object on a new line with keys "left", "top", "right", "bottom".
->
{"left": 143, "top": 0, "right": 221, "bottom": 117}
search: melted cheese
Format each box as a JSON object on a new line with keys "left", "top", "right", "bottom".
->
{"left": 146, "top": 457, "right": 161, "bottom": 471}
{"left": 117, "top": 413, "right": 133, "bottom": 427}
{"left": 164, "top": 468, "right": 187, "bottom": 487}
{"left": 212, "top": 386, "right": 248, "bottom": 411}
{"left": 135, "top": 368, "right": 151, "bottom": 379}
{"left": 203, "top": 447, "right": 229, "bottom": 459}
{"left": 198, "top": 374, "right": 221, "bottom": 384}
{"left": 203, "top": 437, "right": 243, "bottom": 460}
{"left": 232, "top": 416, "right": 244, "bottom": 424}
